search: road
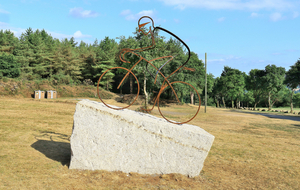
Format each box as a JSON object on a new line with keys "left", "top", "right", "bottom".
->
{"left": 229, "top": 109, "right": 300, "bottom": 122}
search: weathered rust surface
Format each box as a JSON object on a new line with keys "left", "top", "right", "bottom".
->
{"left": 97, "top": 16, "right": 201, "bottom": 124}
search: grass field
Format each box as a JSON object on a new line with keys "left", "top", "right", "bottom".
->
{"left": 0, "top": 97, "right": 300, "bottom": 189}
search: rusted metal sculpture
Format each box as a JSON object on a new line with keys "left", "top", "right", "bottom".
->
{"left": 97, "top": 16, "right": 201, "bottom": 124}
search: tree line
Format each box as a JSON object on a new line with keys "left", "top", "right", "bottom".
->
{"left": 210, "top": 62, "right": 300, "bottom": 112}
{"left": 0, "top": 28, "right": 300, "bottom": 111}
{"left": 0, "top": 27, "right": 206, "bottom": 104}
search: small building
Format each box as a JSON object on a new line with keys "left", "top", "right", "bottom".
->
{"left": 34, "top": 90, "right": 45, "bottom": 99}
{"left": 47, "top": 90, "right": 57, "bottom": 99}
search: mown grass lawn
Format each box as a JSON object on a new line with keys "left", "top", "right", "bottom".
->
{"left": 0, "top": 97, "right": 299, "bottom": 189}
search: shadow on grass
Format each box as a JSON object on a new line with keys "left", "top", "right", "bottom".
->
{"left": 31, "top": 140, "right": 71, "bottom": 167}
{"left": 229, "top": 109, "right": 300, "bottom": 122}
{"left": 292, "top": 124, "right": 300, "bottom": 128}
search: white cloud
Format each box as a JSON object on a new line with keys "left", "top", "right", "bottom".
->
{"left": 270, "top": 12, "right": 282, "bottom": 21}
{"left": 208, "top": 55, "right": 241, "bottom": 64}
{"left": 217, "top": 17, "right": 225, "bottom": 22}
{"left": 209, "top": 58, "right": 225, "bottom": 62}
{"left": 74, "top": 31, "right": 82, "bottom": 38}
{"left": 69, "top": 7, "right": 99, "bottom": 18}
{"left": 0, "top": 22, "right": 92, "bottom": 40}
{"left": 0, "top": 9, "right": 10, "bottom": 14}
{"left": 158, "top": 0, "right": 296, "bottom": 11}
{"left": 292, "top": 11, "right": 299, "bottom": 18}
{"left": 0, "top": 22, "right": 93, "bottom": 45}
{"left": 138, "top": 10, "right": 155, "bottom": 17}
{"left": 250, "top": 12, "right": 259, "bottom": 17}
{"left": 48, "top": 30, "right": 92, "bottom": 39}
{"left": 0, "top": 21, "right": 8, "bottom": 28}
{"left": 73, "top": 30, "right": 92, "bottom": 38}
{"left": 0, "top": 22, "right": 26, "bottom": 37}
{"left": 120, "top": 9, "right": 155, "bottom": 21}
{"left": 286, "top": 49, "right": 299, "bottom": 52}
{"left": 120, "top": 9, "right": 131, "bottom": 16}
{"left": 46, "top": 31, "right": 70, "bottom": 39}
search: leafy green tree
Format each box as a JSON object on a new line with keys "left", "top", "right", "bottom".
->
{"left": 212, "top": 77, "right": 227, "bottom": 108}
{"left": 133, "top": 27, "right": 157, "bottom": 107}
{"left": 0, "top": 53, "right": 20, "bottom": 78}
{"left": 93, "top": 36, "right": 118, "bottom": 90}
{"left": 243, "top": 90, "right": 255, "bottom": 108}
{"left": 263, "top": 65, "right": 286, "bottom": 111}
{"left": 0, "top": 23, "right": 207, "bottom": 102}
{"left": 118, "top": 27, "right": 165, "bottom": 108}
{"left": 30, "top": 29, "right": 53, "bottom": 79}
{"left": 284, "top": 59, "right": 300, "bottom": 112}
{"left": 52, "top": 38, "right": 82, "bottom": 84}
{"left": 275, "top": 87, "right": 292, "bottom": 108}
{"left": 246, "top": 69, "right": 266, "bottom": 110}
{"left": 0, "top": 30, "right": 19, "bottom": 54}
{"left": 16, "top": 28, "right": 35, "bottom": 79}
{"left": 211, "top": 77, "right": 220, "bottom": 107}
{"left": 117, "top": 35, "right": 140, "bottom": 94}
{"left": 92, "top": 39, "right": 99, "bottom": 47}
{"left": 16, "top": 28, "right": 57, "bottom": 80}
{"left": 182, "top": 52, "right": 205, "bottom": 104}
{"left": 293, "top": 93, "right": 300, "bottom": 108}
{"left": 78, "top": 40, "right": 96, "bottom": 83}
{"left": 69, "top": 37, "right": 78, "bottom": 48}
{"left": 219, "top": 66, "right": 245, "bottom": 108}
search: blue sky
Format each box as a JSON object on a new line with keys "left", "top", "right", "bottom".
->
{"left": 0, "top": 0, "right": 299, "bottom": 78}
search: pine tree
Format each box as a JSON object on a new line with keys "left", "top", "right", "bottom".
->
{"left": 93, "top": 36, "right": 118, "bottom": 90}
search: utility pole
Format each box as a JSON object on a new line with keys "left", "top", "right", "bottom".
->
{"left": 205, "top": 53, "right": 207, "bottom": 113}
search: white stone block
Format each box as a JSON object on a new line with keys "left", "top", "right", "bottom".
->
{"left": 69, "top": 99, "right": 214, "bottom": 177}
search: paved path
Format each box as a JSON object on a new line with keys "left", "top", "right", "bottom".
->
{"left": 229, "top": 110, "right": 300, "bottom": 122}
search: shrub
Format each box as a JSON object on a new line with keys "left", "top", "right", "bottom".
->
{"left": 0, "top": 53, "right": 21, "bottom": 78}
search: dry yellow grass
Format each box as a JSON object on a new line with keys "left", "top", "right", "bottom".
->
{"left": 0, "top": 97, "right": 299, "bottom": 189}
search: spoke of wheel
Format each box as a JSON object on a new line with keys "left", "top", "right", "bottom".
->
{"left": 157, "top": 81, "right": 201, "bottom": 124}
{"left": 97, "top": 67, "right": 140, "bottom": 110}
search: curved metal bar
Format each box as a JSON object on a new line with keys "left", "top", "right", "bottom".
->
{"left": 97, "top": 67, "right": 140, "bottom": 110}
{"left": 157, "top": 81, "right": 201, "bottom": 124}
{"left": 97, "top": 16, "right": 200, "bottom": 124}
{"left": 153, "top": 26, "right": 191, "bottom": 73}
{"left": 138, "top": 16, "right": 155, "bottom": 31}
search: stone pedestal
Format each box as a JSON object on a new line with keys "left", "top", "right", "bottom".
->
{"left": 69, "top": 99, "right": 214, "bottom": 177}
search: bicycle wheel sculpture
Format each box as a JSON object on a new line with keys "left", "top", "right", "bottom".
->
{"left": 157, "top": 81, "right": 201, "bottom": 124}
{"left": 97, "top": 67, "right": 140, "bottom": 110}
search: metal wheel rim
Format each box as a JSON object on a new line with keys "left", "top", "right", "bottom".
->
{"left": 157, "top": 81, "right": 201, "bottom": 124}
{"left": 97, "top": 67, "right": 140, "bottom": 110}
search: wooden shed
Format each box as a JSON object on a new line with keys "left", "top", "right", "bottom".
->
{"left": 34, "top": 90, "right": 45, "bottom": 99}
{"left": 46, "top": 90, "right": 57, "bottom": 99}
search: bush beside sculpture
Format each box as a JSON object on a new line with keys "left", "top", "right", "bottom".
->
{"left": 69, "top": 99, "right": 215, "bottom": 177}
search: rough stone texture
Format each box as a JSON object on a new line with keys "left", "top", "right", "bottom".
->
{"left": 69, "top": 99, "right": 214, "bottom": 177}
